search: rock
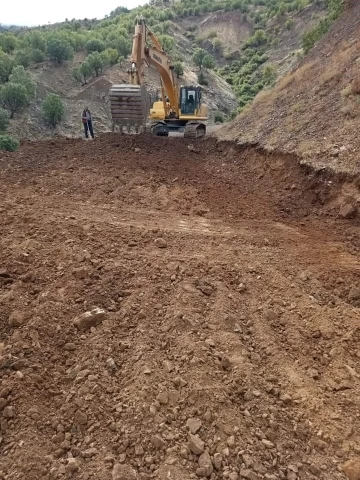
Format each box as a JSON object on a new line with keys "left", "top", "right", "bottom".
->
{"left": 81, "top": 448, "right": 97, "bottom": 458}
{"left": 240, "top": 469, "right": 258, "bottom": 480}
{"left": 106, "top": 357, "right": 117, "bottom": 372}
{"left": 64, "top": 343, "right": 76, "bottom": 351}
{"left": 188, "top": 434, "right": 205, "bottom": 455}
{"left": 156, "top": 391, "right": 169, "bottom": 405}
{"left": 198, "top": 451, "right": 213, "bottom": 477}
{"left": 154, "top": 238, "right": 167, "bottom": 249}
{"left": 8, "top": 310, "right": 28, "bottom": 327}
{"left": 74, "top": 410, "right": 88, "bottom": 425}
{"left": 151, "top": 435, "right": 166, "bottom": 449}
{"left": 229, "top": 474, "right": 239, "bottom": 480}
{"left": 213, "top": 453, "right": 222, "bottom": 471}
{"left": 73, "top": 307, "right": 106, "bottom": 331}
{"left": 186, "top": 418, "right": 202, "bottom": 434}
{"left": 261, "top": 439, "right": 275, "bottom": 449}
{"left": 112, "top": 463, "right": 138, "bottom": 480}
{"left": 263, "top": 309, "right": 278, "bottom": 322}
{"left": 65, "top": 458, "right": 79, "bottom": 474}
{"left": 227, "top": 436, "right": 235, "bottom": 447}
{"left": 348, "top": 287, "right": 360, "bottom": 302}
{"left": 3, "top": 406, "right": 14, "bottom": 418}
{"left": 339, "top": 203, "right": 357, "bottom": 219}
{"left": 244, "top": 390, "right": 254, "bottom": 401}
{"left": 280, "top": 393, "right": 292, "bottom": 404}
{"left": 343, "top": 459, "right": 360, "bottom": 480}
{"left": 134, "top": 148, "right": 141, "bottom": 153}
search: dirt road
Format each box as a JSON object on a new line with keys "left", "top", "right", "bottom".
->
{"left": 0, "top": 134, "right": 359, "bottom": 480}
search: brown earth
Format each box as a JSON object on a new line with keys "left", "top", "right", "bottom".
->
{"left": 0, "top": 134, "right": 360, "bottom": 480}
{"left": 217, "top": 0, "right": 360, "bottom": 175}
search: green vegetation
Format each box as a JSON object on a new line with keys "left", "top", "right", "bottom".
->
{"left": 174, "top": 61, "right": 184, "bottom": 78}
{"left": 0, "top": 0, "right": 340, "bottom": 124}
{"left": 302, "top": 0, "right": 344, "bottom": 53}
{"left": 42, "top": 93, "right": 65, "bottom": 126}
{"left": 0, "top": 134, "right": 19, "bottom": 152}
{"left": 0, "top": 108, "right": 10, "bottom": 132}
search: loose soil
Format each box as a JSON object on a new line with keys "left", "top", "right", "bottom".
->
{"left": 0, "top": 134, "right": 359, "bottom": 480}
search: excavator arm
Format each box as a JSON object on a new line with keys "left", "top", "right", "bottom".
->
{"left": 128, "top": 17, "right": 179, "bottom": 117}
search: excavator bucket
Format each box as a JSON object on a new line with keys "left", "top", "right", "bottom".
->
{"left": 109, "top": 84, "right": 150, "bottom": 133}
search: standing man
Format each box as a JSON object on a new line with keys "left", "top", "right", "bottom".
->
{"left": 82, "top": 107, "right": 94, "bottom": 139}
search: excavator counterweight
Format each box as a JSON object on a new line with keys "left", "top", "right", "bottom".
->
{"left": 109, "top": 17, "right": 207, "bottom": 137}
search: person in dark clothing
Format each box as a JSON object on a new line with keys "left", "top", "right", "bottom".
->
{"left": 82, "top": 107, "right": 94, "bottom": 139}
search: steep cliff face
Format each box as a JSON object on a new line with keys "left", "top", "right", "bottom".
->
{"left": 217, "top": 1, "right": 360, "bottom": 175}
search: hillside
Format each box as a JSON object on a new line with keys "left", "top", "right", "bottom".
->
{"left": 0, "top": 0, "right": 331, "bottom": 140}
{"left": 217, "top": 0, "right": 360, "bottom": 176}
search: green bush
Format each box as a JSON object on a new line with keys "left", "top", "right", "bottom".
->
{"left": 9, "top": 66, "right": 36, "bottom": 98}
{"left": 47, "top": 38, "right": 74, "bottom": 63}
{"left": 42, "top": 93, "right": 65, "bottom": 126}
{"left": 214, "top": 111, "right": 224, "bottom": 123}
{"left": 0, "top": 83, "right": 29, "bottom": 118}
{"left": 0, "top": 34, "right": 17, "bottom": 54}
{"left": 86, "top": 38, "right": 106, "bottom": 53}
{"left": 174, "top": 61, "right": 184, "bottom": 78}
{"left": 198, "top": 71, "right": 208, "bottom": 85}
{"left": 0, "top": 134, "right": 19, "bottom": 152}
{"left": 0, "top": 52, "right": 14, "bottom": 83}
{"left": 0, "top": 107, "right": 10, "bottom": 132}
{"left": 15, "top": 49, "right": 32, "bottom": 68}
{"left": 86, "top": 52, "right": 104, "bottom": 76}
{"left": 31, "top": 49, "right": 46, "bottom": 63}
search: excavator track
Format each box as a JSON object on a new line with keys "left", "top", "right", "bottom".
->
{"left": 184, "top": 122, "right": 206, "bottom": 139}
{"left": 110, "top": 84, "right": 150, "bottom": 133}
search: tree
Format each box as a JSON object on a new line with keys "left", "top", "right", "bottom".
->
{"left": 173, "top": 61, "right": 184, "bottom": 78}
{"left": 27, "top": 31, "right": 47, "bottom": 52}
{"left": 0, "top": 34, "right": 17, "bottom": 54}
{"left": 0, "top": 134, "right": 19, "bottom": 152}
{"left": 203, "top": 54, "right": 215, "bottom": 70}
{"left": 0, "top": 83, "right": 29, "bottom": 118}
{"left": 85, "top": 38, "right": 106, "bottom": 53}
{"left": 107, "top": 36, "right": 131, "bottom": 57}
{"left": 42, "top": 93, "right": 64, "bottom": 126}
{"left": 72, "top": 61, "right": 92, "bottom": 85}
{"left": 15, "top": 49, "right": 32, "bottom": 68}
{"left": 86, "top": 52, "right": 104, "bottom": 77}
{"left": 158, "top": 34, "right": 175, "bottom": 52}
{"left": 192, "top": 48, "right": 208, "bottom": 70}
{"left": 0, "top": 107, "right": 10, "bottom": 132}
{"left": 212, "top": 38, "right": 222, "bottom": 52}
{"left": 9, "top": 66, "right": 36, "bottom": 99}
{"left": 47, "top": 38, "right": 74, "bottom": 63}
{"left": 31, "top": 49, "right": 46, "bottom": 63}
{"left": 102, "top": 48, "right": 119, "bottom": 66}
{"left": 0, "top": 52, "right": 14, "bottom": 83}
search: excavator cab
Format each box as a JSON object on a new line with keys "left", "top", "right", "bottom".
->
{"left": 180, "top": 86, "right": 202, "bottom": 116}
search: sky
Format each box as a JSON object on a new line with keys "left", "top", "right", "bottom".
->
{"left": 1, "top": 0, "right": 148, "bottom": 27}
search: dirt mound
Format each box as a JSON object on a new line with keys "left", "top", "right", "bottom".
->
{"left": 217, "top": 1, "right": 360, "bottom": 175}
{"left": 0, "top": 135, "right": 359, "bottom": 480}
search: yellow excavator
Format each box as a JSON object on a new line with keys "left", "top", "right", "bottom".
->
{"left": 109, "top": 17, "right": 207, "bottom": 138}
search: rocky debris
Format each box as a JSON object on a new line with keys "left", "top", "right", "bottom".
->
{"left": 213, "top": 453, "right": 222, "bottom": 471}
{"left": 8, "top": 310, "right": 29, "bottom": 327}
{"left": 112, "top": 463, "right": 138, "bottom": 480}
{"left": 154, "top": 237, "right": 167, "bottom": 249}
{"left": 195, "top": 278, "right": 215, "bottom": 296}
{"left": 339, "top": 202, "right": 357, "bottom": 219}
{"left": 73, "top": 307, "right": 106, "bottom": 331}
{"left": 240, "top": 469, "right": 257, "bottom": 480}
{"left": 197, "top": 451, "right": 213, "bottom": 477}
{"left": 65, "top": 458, "right": 79, "bottom": 475}
{"left": 151, "top": 435, "right": 166, "bottom": 449}
{"left": 348, "top": 287, "right": 360, "bottom": 303}
{"left": 343, "top": 459, "right": 360, "bottom": 480}
{"left": 74, "top": 410, "right": 88, "bottom": 425}
{"left": 186, "top": 418, "right": 202, "bottom": 434}
{"left": 188, "top": 434, "right": 205, "bottom": 455}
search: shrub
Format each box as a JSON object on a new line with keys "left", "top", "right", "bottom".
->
{"left": 31, "top": 49, "right": 46, "bottom": 63}
{"left": 0, "top": 34, "right": 17, "bottom": 54}
{"left": 0, "top": 52, "right": 14, "bottom": 83}
{"left": 203, "top": 54, "right": 215, "bottom": 70}
{"left": 9, "top": 66, "right": 36, "bottom": 98}
{"left": 0, "top": 107, "right": 10, "bottom": 132}
{"left": 0, "top": 134, "right": 19, "bottom": 152}
{"left": 192, "top": 48, "right": 208, "bottom": 70}
{"left": 47, "top": 38, "right": 74, "bottom": 63}
{"left": 15, "top": 49, "right": 32, "bottom": 68}
{"left": 214, "top": 111, "right": 224, "bottom": 123}
{"left": 86, "top": 52, "right": 104, "bottom": 76}
{"left": 173, "top": 61, "right": 184, "bottom": 78}
{"left": 42, "top": 93, "right": 65, "bottom": 126}
{"left": 198, "top": 71, "right": 208, "bottom": 85}
{"left": 85, "top": 38, "right": 106, "bottom": 53}
{"left": 0, "top": 83, "right": 29, "bottom": 118}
